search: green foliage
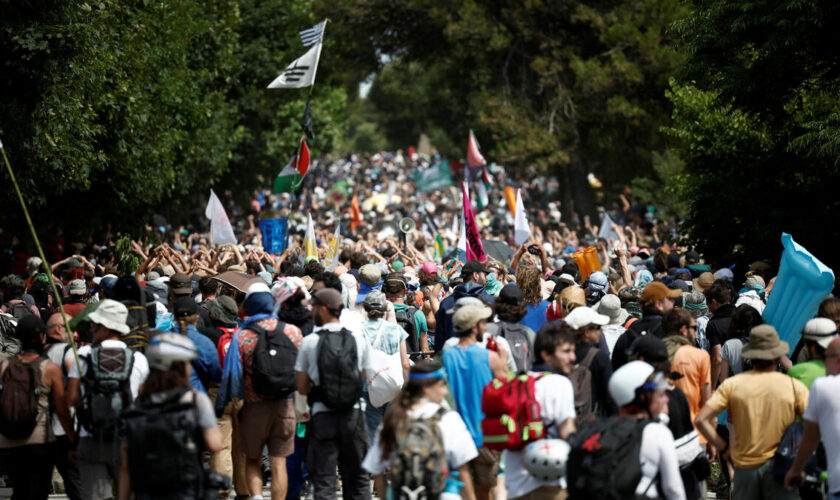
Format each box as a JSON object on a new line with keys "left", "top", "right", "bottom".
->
{"left": 113, "top": 235, "right": 139, "bottom": 276}
{"left": 669, "top": 1, "right": 840, "bottom": 271}
{"left": 629, "top": 149, "right": 688, "bottom": 220}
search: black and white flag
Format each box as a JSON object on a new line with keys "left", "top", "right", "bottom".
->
{"left": 299, "top": 20, "right": 326, "bottom": 47}
{"left": 267, "top": 41, "right": 322, "bottom": 89}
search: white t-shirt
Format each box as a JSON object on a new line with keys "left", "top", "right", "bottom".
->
{"left": 442, "top": 334, "right": 517, "bottom": 372}
{"left": 310, "top": 308, "right": 365, "bottom": 337}
{"left": 295, "top": 322, "right": 371, "bottom": 416}
{"left": 361, "top": 400, "right": 478, "bottom": 475}
{"left": 505, "top": 373, "right": 576, "bottom": 498}
{"left": 803, "top": 374, "right": 840, "bottom": 493}
{"left": 602, "top": 325, "right": 626, "bottom": 358}
{"left": 67, "top": 339, "right": 150, "bottom": 438}
{"left": 637, "top": 422, "right": 686, "bottom": 499}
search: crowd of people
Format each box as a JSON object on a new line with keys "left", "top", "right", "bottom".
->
{"left": 0, "top": 151, "right": 837, "bottom": 500}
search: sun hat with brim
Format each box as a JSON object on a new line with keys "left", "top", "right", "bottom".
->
{"left": 87, "top": 299, "right": 130, "bottom": 335}
{"left": 741, "top": 324, "right": 789, "bottom": 360}
{"left": 208, "top": 296, "right": 239, "bottom": 325}
{"left": 692, "top": 272, "right": 715, "bottom": 293}
{"left": 596, "top": 294, "right": 629, "bottom": 326}
{"left": 564, "top": 306, "right": 609, "bottom": 330}
{"left": 802, "top": 317, "right": 838, "bottom": 349}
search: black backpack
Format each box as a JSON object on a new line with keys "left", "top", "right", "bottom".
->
{"left": 495, "top": 322, "right": 534, "bottom": 372}
{"left": 80, "top": 346, "right": 135, "bottom": 437}
{"left": 0, "top": 356, "right": 46, "bottom": 440}
{"left": 249, "top": 322, "right": 297, "bottom": 398}
{"left": 567, "top": 416, "right": 652, "bottom": 500}
{"left": 395, "top": 306, "right": 418, "bottom": 353}
{"left": 123, "top": 388, "right": 205, "bottom": 496}
{"left": 0, "top": 313, "right": 21, "bottom": 357}
{"left": 3, "top": 301, "right": 33, "bottom": 322}
{"left": 310, "top": 328, "right": 362, "bottom": 411}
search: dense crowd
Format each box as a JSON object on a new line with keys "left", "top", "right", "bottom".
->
{"left": 0, "top": 151, "right": 837, "bottom": 500}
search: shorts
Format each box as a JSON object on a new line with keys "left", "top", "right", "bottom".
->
{"left": 469, "top": 446, "right": 502, "bottom": 488}
{"left": 239, "top": 398, "right": 296, "bottom": 459}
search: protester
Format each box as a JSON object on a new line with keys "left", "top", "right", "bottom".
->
{"left": 172, "top": 296, "right": 222, "bottom": 394}
{"left": 442, "top": 303, "right": 508, "bottom": 500}
{"left": 362, "top": 360, "right": 478, "bottom": 500}
{"left": 515, "top": 265, "right": 550, "bottom": 333}
{"left": 295, "top": 288, "right": 371, "bottom": 500}
{"left": 611, "top": 281, "right": 681, "bottom": 369}
{"left": 485, "top": 283, "right": 536, "bottom": 372}
{"left": 564, "top": 306, "right": 618, "bottom": 418}
{"left": 383, "top": 272, "right": 428, "bottom": 355}
{"left": 694, "top": 325, "right": 808, "bottom": 500}
{"left": 718, "top": 303, "right": 764, "bottom": 382}
{"left": 118, "top": 333, "right": 224, "bottom": 500}
{"left": 703, "top": 280, "right": 736, "bottom": 386}
{"left": 788, "top": 317, "right": 838, "bottom": 388}
{"left": 0, "top": 316, "right": 75, "bottom": 500}
{"left": 434, "top": 260, "right": 495, "bottom": 352}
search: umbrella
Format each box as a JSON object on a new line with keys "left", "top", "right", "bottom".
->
{"left": 481, "top": 239, "right": 515, "bottom": 263}
{"left": 212, "top": 271, "right": 265, "bottom": 293}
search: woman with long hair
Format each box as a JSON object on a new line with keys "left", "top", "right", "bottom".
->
{"left": 362, "top": 360, "right": 479, "bottom": 500}
{"left": 119, "top": 333, "right": 223, "bottom": 500}
{"left": 515, "top": 265, "right": 551, "bottom": 333}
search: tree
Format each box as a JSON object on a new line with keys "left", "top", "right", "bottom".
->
{"left": 668, "top": 1, "right": 840, "bottom": 272}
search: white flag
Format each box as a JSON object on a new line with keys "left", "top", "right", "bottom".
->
{"left": 267, "top": 42, "right": 323, "bottom": 89}
{"left": 323, "top": 223, "right": 341, "bottom": 271}
{"left": 300, "top": 20, "right": 326, "bottom": 47}
{"left": 514, "top": 189, "right": 531, "bottom": 245}
{"left": 303, "top": 213, "right": 318, "bottom": 262}
{"left": 205, "top": 189, "right": 237, "bottom": 246}
{"left": 598, "top": 212, "right": 624, "bottom": 249}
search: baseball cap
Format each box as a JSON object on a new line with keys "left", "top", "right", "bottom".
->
{"left": 68, "top": 279, "right": 87, "bottom": 296}
{"left": 174, "top": 296, "right": 198, "bottom": 317}
{"left": 802, "top": 318, "right": 838, "bottom": 349}
{"left": 363, "top": 290, "right": 388, "bottom": 311}
{"left": 463, "top": 260, "right": 491, "bottom": 275}
{"left": 640, "top": 282, "right": 682, "bottom": 305}
{"left": 170, "top": 272, "right": 192, "bottom": 295}
{"left": 419, "top": 261, "right": 438, "bottom": 275}
{"left": 563, "top": 307, "right": 609, "bottom": 330}
{"left": 497, "top": 284, "right": 524, "bottom": 305}
{"left": 453, "top": 304, "right": 493, "bottom": 334}
{"left": 312, "top": 288, "right": 343, "bottom": 310}
{"left": 359, "top": 264, "right": 382, "bottom": 287}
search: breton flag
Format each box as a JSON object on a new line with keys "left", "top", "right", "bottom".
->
{"left": 267, "top": 41, "right": 323, "bottom": 89}
{"left": 300, "top": 20, "right": 326, "bottom": 47}
{"left": 514, "top": 189, "right": 531, "bottom": 245}
{"left": 205, "top": 189, "right": 237, "bottom": 246}
{"left": 273, "top": 138, "right": 310, "bottom": 193}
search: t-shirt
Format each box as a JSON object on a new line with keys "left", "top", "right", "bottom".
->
{"left": 670, "top": 345, "right": 711, "bottom": 441}
{"left": 442, "top": 343, "right": 493, "bottom": 448}
{"left": 638, "top": 422, "right": 686, "bottom": 499}
{"left": 238, "top": 317, "right": 303, "bottom": 403}
{"left": 361, "top": 319, "right": 407, "bottom": 355}
{"left": 802, "top": 374, "right": 840, "bottom": 493}
{"left": 294, "top": 322, "right": 371, "bottom": 416}
{"left": 720, "top": 338, "right": 745, "bottom": 376}
{"left": 361, "top": 400, "right": 478, "bottom": 475}
{"left": 67, "top": 339, "right": 150, "bottom": 438}
{"left": 601, "top": 324, "right": 626, "bottom": 358}
{"left": 505, "top": 374, "right": 575, "bottom": 497}
{"left": 705, "top": 371, "right": 809, "bottom": 468}
{"left": 787, "top": 360, "right": 825, "bottom": 389}
{"left": 520, "top": 300, "right": 550, "bottom": 333}
{"left": 313, "top": 308, "right": 364, "bottom": 338}
{"left": 443, "top": 334, "right": 517, "bottom": 372}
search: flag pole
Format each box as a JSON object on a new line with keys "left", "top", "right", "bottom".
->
{"left": 0, "top": 142, "right": 83, "bottom": 375}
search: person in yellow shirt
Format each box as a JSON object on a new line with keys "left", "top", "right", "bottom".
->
{"left": 694, "top": 324, "right": 808, "bottom": 500}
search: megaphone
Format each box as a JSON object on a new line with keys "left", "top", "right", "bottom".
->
{"left": 399, "top": 217, "right": 416, "bottom": 234}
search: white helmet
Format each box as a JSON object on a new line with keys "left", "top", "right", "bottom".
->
{"left": 523, "top": 439, "right": 570, "bottom": 481}
{"left": 608, "top": 360, "right": 658, "bottom": 407}
{"left": 146, "top": 333, "right": 198, "bottom": 371}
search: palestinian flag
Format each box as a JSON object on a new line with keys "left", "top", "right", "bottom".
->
{"left": 273, "top": 138, "right": 310, "bottom": 193}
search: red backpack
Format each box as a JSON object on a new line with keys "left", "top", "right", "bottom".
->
{"left": 480, "top": 373, "right": 545, "bottom": 450}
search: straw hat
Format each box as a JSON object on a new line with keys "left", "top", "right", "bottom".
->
{"left": 741, "top": 325, "right": 789, "bottom": 360}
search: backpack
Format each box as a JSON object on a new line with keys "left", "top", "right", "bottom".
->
{"left": 480, "top": 373, "right": 545, "bottom": 450}
{"left": 80, "top": 346, "right": 135, "bottom": 437}
{"left": 568, "top": 347, "right": 599, "bottom": 426}
{"left": 0, "top": 313, "right": 22, "bottom": 358}
{"left": 216, "top": 326, "right": 236, "bottom": 368}
{"left": 495, "top": 322, "right": 533, "bottom": 372}
{"left": 0, "top": 356, "right": 46, "bottom": 440}
{"left": 390, "top": 407, "right": 449, "bottom": 500}
{"left": 249, "top": 322, "right": 297, "bottom": 399}
{"left": 310, "top": 328, "right": 362, "bottom": 411}
{"left": 3, "top": 301, "right": 33, "bottom": 322}
{"left": 123, "top": 388, "right": 205, "bottom": 496}
{"left": 395, "top": 306, "right": 419, "bottom": 353}
{"left": 566, "top": 416, "right": 651, "bottom": 500}
{"left": 121, "top": 302, "right": 152, "bottom": 352}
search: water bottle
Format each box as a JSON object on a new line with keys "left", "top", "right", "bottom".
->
{"left": 440, "top": 472, "right": 464, "bottom": 500}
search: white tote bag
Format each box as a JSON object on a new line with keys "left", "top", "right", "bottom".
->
{"left": 366, "top": 321, "right": 405, "bottom": 408}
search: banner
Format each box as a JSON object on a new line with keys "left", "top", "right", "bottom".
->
{"left": 323, "top": 223, "right": 341, "bottom": 271}
{"left": 204, "top": 189, "right": 237, "bottom": 245}
{"left": 462, "top": 182, "right": 487, "bottom": 262}
{"left": 267, "top": 41, "right": 323, "bottom": 89}
{"left": 413, "top": 160, "right": 453, "bottom": 193}
{"left": 303, "top": 213, "right": 318, "bottom": 262}
{"left": 514, "top": 189, "right": 531, "bottom": 245}
{"left": 259, "top": 218, "right": 288, "bottom": 254}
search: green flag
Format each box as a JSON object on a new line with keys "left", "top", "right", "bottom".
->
{"left": 413, "top": 160, "right": 453, "bottom": 193}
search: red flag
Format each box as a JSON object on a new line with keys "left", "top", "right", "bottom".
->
{"left": 350, "top": 194, "right": 362, "bottom": 231}
{"left": 295, "top": 138, "right": 310, "bottom": 183}
{"left": 462, "top": 182, "right": 487, "bottom": 262}
{"left": 466, "top": 130, "right": 486, "bottom": 168}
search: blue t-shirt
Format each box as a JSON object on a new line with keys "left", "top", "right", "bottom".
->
{"left": 175, "top": 324, "right": 222, "bottom": 394}
{"left": 521, "top": 301, "right": 550, "bottom": 333}
{"left": 443, "top": 343, "right": 493, "bottom": 447}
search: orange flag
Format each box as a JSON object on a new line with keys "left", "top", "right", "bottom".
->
{"left": 350, "top": 194, "right": 362, "bottom": 231}
{"left": 504, "top": 186, "right": 516, "bottom": 216}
